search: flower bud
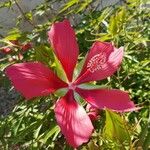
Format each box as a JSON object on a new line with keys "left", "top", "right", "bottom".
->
{"left": 86, "top": 104, "right": 99, "bottom": 121}
{"left": 2, "top": 47, "right": 12, "bottom": 54}
{"left": 21, "top": 42, "right": 32, "bottom": 51}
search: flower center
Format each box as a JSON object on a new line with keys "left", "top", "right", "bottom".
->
{"left": 87, "top": 52, "right": 106, "bottom": 73}
{"left": 68, "top": 82, "right": 76, "bottom": 90}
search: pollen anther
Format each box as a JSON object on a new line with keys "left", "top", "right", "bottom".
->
{"left": 87, "top": 52, "right": 106, "bottom": 73}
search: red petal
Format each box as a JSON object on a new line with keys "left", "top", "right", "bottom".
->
{"left": 76, "top": 88, "right": 136, "bottom": 112}
{"left": 54, "top": 90, "right": 94, "bottom": 148}
{"left": 75, "top": 42, "right": 123, "bottom": 84}
{"left": 48, "top": 20, "right": 79, "bottom": 82}
{"left": 6, "top": 62, "right": 67, "bottom": 99}
{"left": 86, "top": 104, "right": 99, "bottom": 121}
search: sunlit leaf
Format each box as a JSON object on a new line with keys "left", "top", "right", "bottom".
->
{"left": 53, "top": 54, "right": 68, "bottom": 83}
{"left": 73, "top": 54, "right": 87, "bottom": 80}
{"left": 103, "top": 109, "right": 131, "bottom": 145}
{"left": 59, "top": 0, "right": 79, "bottom": 14}
{"left": 39, "top": 125, "right": 60, "bottom": 144}
{"left": 108, "top": 15, "right": 118, "bottom": 36}
{"left": 35, "top": 45, "right": 54, "bottom": 65}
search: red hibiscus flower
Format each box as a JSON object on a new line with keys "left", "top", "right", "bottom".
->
{"left": 6, "top": 20, "right": 136, "bottom": 148}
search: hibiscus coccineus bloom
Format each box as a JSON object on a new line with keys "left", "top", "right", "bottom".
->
{"left": 6, "top": 20, "right": 136, "bottom": 148}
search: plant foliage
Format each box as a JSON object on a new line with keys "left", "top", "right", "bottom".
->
{"left": 0, "top": 0, "right": 149, "bottom": 149}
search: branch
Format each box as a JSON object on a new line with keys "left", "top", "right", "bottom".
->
{"left": 14, "top": 0, "right": 36, "bottom": 27}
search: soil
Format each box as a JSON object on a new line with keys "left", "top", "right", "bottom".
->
{"left": 0, "top": 87, "right": 19, "bottom": 116}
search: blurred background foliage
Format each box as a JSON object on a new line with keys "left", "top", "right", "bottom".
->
{"left": 0, "top": 0, "right": 150, "bottom": 149}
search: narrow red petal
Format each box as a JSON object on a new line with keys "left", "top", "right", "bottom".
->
{"left": 54, "top": 90, "right": 94, "bottom": 148}
{"left": 6, "top": 62, "right": 67, "bottom": 99}
{"left": 75, "top": 42, "right": 123, "bottom": 84}
{"left": 76, "top": 88, "right": 136, "bottom": 112}
{"left": 48, "top": 20, "right": 79, "bottom": 82}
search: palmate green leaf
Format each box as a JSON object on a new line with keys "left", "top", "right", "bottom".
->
{"left": 103, "top": 109, "right": 131, "bottom": 146}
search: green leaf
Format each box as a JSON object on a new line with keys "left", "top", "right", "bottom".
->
{"left": 73, "top": 54, "right": 87, "bottom": 81}
{"left": 35, "top": 45, "right": 54, "bottom": 65}
{"left": 89, "top": 7, "right": 113, "bottom": 29}
{"left": 117, "top": 7, "right": 126, "bottom": 23}
{"left": 5, "top": 28, "right": 21, "bottom": 40}
{"left": 0, "top": 119, "right": 7, "bottom": 138}
{"left": 25, "top": 11, "right": 33, "bottom": 21}
{"left": 108, "top": 15, "right": 118, "bottom": 36}
{"left": 137, "top": 123, "right": 150, "bottom": 149}
{"left": 34, "top": 124, "right": 42, "bottom": 139}
{"left": 143, "top": 131, "right": 150, "bottom": 150}
{"left": 13, "top": 116, "right": 24, "bottom": 136}
{"left": 40, "top": 125, "right": 60, "bottom": 144}
{"left": 0, "top": 1, "right": 13, "bottom": 8}
{"left": 13, "top": 121, "right": 41, "bottom": 144}
{"left": 76, "top": 0, "right": 92, "bottom": 13}
{"left": 59, "top": 0, "right": 79, "bottom": 14}
{"left": 53, "top": 54, "right": 68, "bottom": 83}
{"left": 88, "top": 140, "right": 99, "bottom": 150}
{"left": 97, "top": 33, "right": 112, "bottom": 41}
{"left": 103, "top": 109, "right": 131, "bottom": 145}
